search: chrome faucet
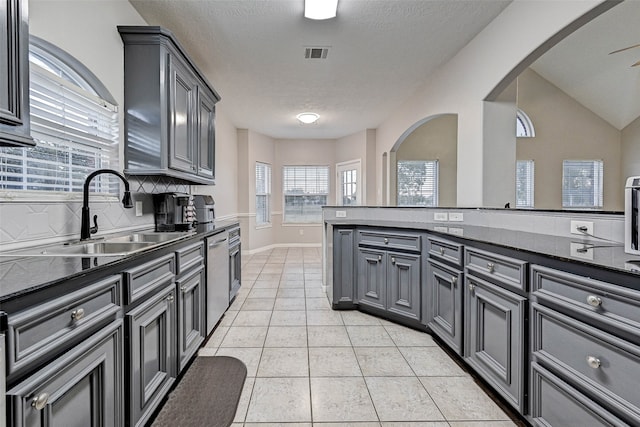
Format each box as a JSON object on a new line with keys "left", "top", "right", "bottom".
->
{"left": 81, "top": 169, "right": 134, "bottom": 241}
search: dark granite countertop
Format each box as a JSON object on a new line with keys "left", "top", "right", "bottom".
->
{"left": 325, "top": 219, "right": 640, "bottom": 279}
{"left": 0, "top": 220, "right": 239, "bottom": 302}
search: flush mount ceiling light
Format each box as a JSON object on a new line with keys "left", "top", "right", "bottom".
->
{"left": 304, "top": 0, "right": 338, "bottom": 20}
{"left": 296, "top": 112, "right": 320, "bottom": 124}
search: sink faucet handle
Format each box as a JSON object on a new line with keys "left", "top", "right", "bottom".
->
{"left": 90, "top": 215, "right": 98, "bottom": 235}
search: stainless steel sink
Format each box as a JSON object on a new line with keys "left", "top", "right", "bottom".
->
{"left": 106, "top": 232, "right": 190, "bottom": 244}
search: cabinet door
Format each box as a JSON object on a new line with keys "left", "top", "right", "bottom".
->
{"left": 168, "top": 55, "right": 197, "bottom": 174}
{"left": 177, "top": 267, "right": 205, "bottom": 373}
{"left": 387, "top": 251, "right": 421, "bottom": 321}
{"left": 126, "top": 286, "right": 176, "bottom": 427}
{"left": 356, "top": 248, "right": 386, "bottom": 311}
{"left": 0, "top": 0, "right": 33, "bottom": 146}
{"left": 7, "top": 321, "right": 123, "bottom": 427}
{"left": 196, "top": 89, "right": 215, "bottom": 180}
{"left": 426, "top": 259, "right": 464, "bottom": 355}
{"left": 229, "top": 242, "right": 241, "bottom": 301}
{"left": 465, "top": 274, "right": 526, "bottom": 412}
{"left": 332, "top": 228, "right": 355, "bottom": 306}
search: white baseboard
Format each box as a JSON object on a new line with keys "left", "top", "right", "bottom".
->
{"left": 243, "top": 242, "right": 321, "bottom": 255}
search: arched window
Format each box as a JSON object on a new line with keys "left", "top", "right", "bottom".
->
{"left": 516, "top": 109, "right": 535, "bottom": 138}
{"left": 0, "top": 37, "right": 119, "bottom": 196}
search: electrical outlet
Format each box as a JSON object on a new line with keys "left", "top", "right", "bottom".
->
{"left": 434, "top": 226, "right": 448, "bottom": 233}
{"left": 449, "top": 227, "right": 464, "bottom": 236}
{"left": 335, "top": 210, "right": 347, "bottom": 218}
{"left": 570, "top": 220, "right": 593, "bottom": 236}
{"left": 135, "top": 201, "right": 143, "bottom": 217}
{"left": 434, "top": 212, "right": 448, "bottom": 221}
{"left": 449, "top": 212, "right": 464, "bottom": 222}
{"left": 570, "top": 242, "right": 594, "bottom": 260}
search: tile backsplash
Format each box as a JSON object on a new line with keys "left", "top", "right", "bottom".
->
{"left": 0, "top": 176, "right": 190, "bottom": 250}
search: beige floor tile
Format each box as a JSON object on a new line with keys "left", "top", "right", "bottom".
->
{"left": 232, "top": 310, "right": 272, "bottom": 326}
{"left": 214, "top": 347, "right": 263, "bottom": 377}
{"left": 252, "top": 280, "right": 280, "bottom": 289}
{"left": 248, "top": 288, "right": 278, "bottom": 299}
{"left": 264, "top": 325, "right": 308, "bottom": 347}
{"left": 309, "top": 347, "right": 362, "bottom": 377}
{"left": 277, "top": 288, "right": 306, "bottom": 298}
{"left": 280, "top": 280, "right": 306, "bottom": 288}
{"left": 447, "top": 422, "right": 517, "bottom": 427}
{"left": 258, "top": 273, "right": 282, "bottom": 281}
{"left": 274, "top": 297, "right": 307, "bottom": 310}
{"left": 203, "top": 325, "right": 229, "bottom": 348}
{"left": 381, "top": 423, "right": 449, "bottom": 427}
{"left": 244, "top": 424, "right": 311, "bottom": 427}
{"left": 304, "top": 287, "right": 326, "bottom": 298}
{"left": 228, "top": 297, "right": 245, "bottom": 311}
{"left": 282, "top": 273, "right": 305, "bottom": 281}
{"left": 419, "top": 377, "right": 511, "bottom": 421}
{"left": 245, "top": 377, "right": 311, "bottom": 422}
{"left": 346, "top": 325, "right": 395, "bottom": 347}
{"left": 307, "top": 325, "right": 352, "bottom": 347}
{"left": 310, "top": 377, "right": 378, "bottom": 422}
{"left": 365, "top": 377, "right": 445, "bottom": 422}
{"left": 233, "top": 376, "right": 255, "bottom": 423}
{"left": 355, "top": 347, "right": 415, "bottom": 376}
{"left": 315, "top": 423, "right": 381, "bottom": 427}
{"left": 241, "top": 298, "right": 276, "bottom": 311}
{"left": 341, "top": 311, "right": 383, "bottom": 326}
{"left": 220, "top": 326, "right": 268, "bottom": 348}
{"left": 197, "top": 347, "right": 216, "bottom": 356}
{"left": 398, "top": 346, "right": 468, "bottom": 377}
{"left": 384, "top": 325, "right": 436, "bottom": 346}
{"left": 257, "top": 347, "right": 309, "bottom": 377}
{"left": 306, "top": 297, "right": 331, "bottom": 310}
{"left": 306, "top": 309, "right": 344, "bottom": 326}
{"left": 270, "top": 310, "right": 307, "bottom": 326}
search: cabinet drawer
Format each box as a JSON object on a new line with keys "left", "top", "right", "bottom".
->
{"left": 531, "top": 265, "right": 640, "bottom": 343}
{"left": 358, "top": 230, "right": 421, "bottom": 252}
{"left": 427, "top": 236, "right": 463, "bottom": 267}
{"left": 7, "top": 275, "right": 122, "bottom": 378}
{"left": 228, "top": 226, "right": 240, "bottom": 244}
{"left": 123, "top": 253, "right": 175, "bottom": 305}
{"left": 531, "top": 362, "right": 629, "bottom": 427}
{"left": 532, "top": 303, "right": 640, "bottom": 422}
{"left": 175, "top": 240, "right": 204, "bottom": 275}
{"left": 465, "top": 247, "right": 527, "bottom": 292}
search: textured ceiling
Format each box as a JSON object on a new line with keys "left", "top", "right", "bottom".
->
{"left": 129, "top": 0, "right": 511, "bottom": 139}
{"left": 531, "top": 1, "right": 640, "bottom": 131}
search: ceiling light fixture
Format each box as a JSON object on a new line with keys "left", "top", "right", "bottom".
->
{"left": 296, "top": 112, "right": 320, "bottom": 124}
{"left": 304, "top": 0, "right": 338, "bottom": 20}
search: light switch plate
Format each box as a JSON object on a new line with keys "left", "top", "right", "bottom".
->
{"left": 335, "top": 210, "right": 347, "bottom": 218}
{"left": 135, "top": 201, "right": 143, "bottom": 217}
{"left": 434, "top": 212, "right": 448, "bottom": 221}
{"left": 449, "top": 227, "right": 464, "bottom": 236}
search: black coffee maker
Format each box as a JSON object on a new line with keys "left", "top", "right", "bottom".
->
{"left": 152, "top": 192, "right": 196, "bottom": 231}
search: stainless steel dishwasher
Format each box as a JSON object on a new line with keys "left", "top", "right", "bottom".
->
{"left": 206, "top": 231, "right": 230, "bottom": 335}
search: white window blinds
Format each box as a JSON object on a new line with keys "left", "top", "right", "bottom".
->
{"left": 283, "top": 165, "right": 329, "bottom": 223}
{"left": 256, "top": 162, "right": 271, "bottom": 225}
{"left": 0, "top": 63, "right": 119, "bottom": 194}
{"left": 516, "top": 160, "right": 534, "bottom": 208}
{"left": 562, "top": 160, "right": 603, "bottom": 209}
{"left": 397, "top": 160, "right": 439, "bottom": 206}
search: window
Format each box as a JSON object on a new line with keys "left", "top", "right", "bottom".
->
{"left": 0, "top": 40, "right": 119, "bottom": 195}
{"left": 516, "top": 160, "right": 534, "bottom": 208}
{"left": 562, "top": 160, "right": 603, "bottom": 209}
{"left": 397, "top": 160, "right": 438, "bottom": 206}
{"left": 336, "top": 159, "right": 361, "bottom": 206}
{"left": 516, "top": 109, "right": 535, "bottom": 138}
{"left": 255, "top": 162, "right": 271, "bottom": 226}
{"left": 283, "top": 165, "right": 329, "bottom": 223}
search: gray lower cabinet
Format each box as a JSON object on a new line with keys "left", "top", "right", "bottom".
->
{"left": 331, "top": 227, "right": 355, "bottom": 307}
{"left": 0, "top": 0, "right": 33, "bottom": 147}
{"left": 464, "top": 273, "right": 526, "bottom": 412}
{"left": 357, "top": 247, "right": 420, "bottom": 321}
{"left": 176, "top": 266, "right": 205, "bottom": 372}
{"left": 7, "top": 320, "right": 123, "bottom": 427}
{"left": 126, "top": 285, "right": 176, "bottom": 427}
{"left": 229, "top": 228, "right": 241, "bottom": 301}
{"left": 425, "top": 258, "right": 464, "bottom": 355}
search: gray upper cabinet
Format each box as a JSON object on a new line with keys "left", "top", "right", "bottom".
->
{"left": 118, "top": 26, "right": 220, "bottom": 184}
{"left": 0, "top": 0, "right": 34, "bottom": 147}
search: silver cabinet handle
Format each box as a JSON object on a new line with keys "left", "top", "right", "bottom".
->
{"left": 587, "top": 295, "right": 602, "bottom": 307}
{"left": 391, "top": 257, "right": 396, "bottom": 265}
{"left": 487, "top": 262, "right": 495, "bottom": 273}
{"left": 587, "top": 356, "right": 601, "bottom": 369}
{"left": 377, "top": 255, "right": 382, "bottom": 262}
{"left": 452, "top": 277, "right": 457, "bottom": 285}
{"left": 439, "top": 247, "right": 445, "bottom": 255}
{"left": 180, "top": 285, "right": 187, "bottom": 292}
{"left": 31, "top": 392, "right": 49, "bottom": 410}
{"left": 468, "top": 283, "right": 475, "bottom": 292}
{"left": 71, "top": 308, "right": 85, "bottom": 321}
{"left": 167, "top": 294, "right": 175, "bottom": 303}
{"left": 384, "top": 238, "right": 389, "bottom": 244}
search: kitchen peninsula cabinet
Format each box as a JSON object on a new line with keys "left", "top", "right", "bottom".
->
{"left": 118, "top": 26, "right": 220, "bottom": 184}
{"left": 0, "top": 0, "right": 33, "bottom": 147}
{"left": 229, "top": 226, "right": 242, "bottom": 301}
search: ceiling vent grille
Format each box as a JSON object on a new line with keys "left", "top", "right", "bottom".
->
{"left": 305, "top": 47, "right": 329, "bottom": 59}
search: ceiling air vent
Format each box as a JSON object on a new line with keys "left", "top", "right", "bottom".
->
{"left": 305, "top": 47, "right": 329, "bottom": 59}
